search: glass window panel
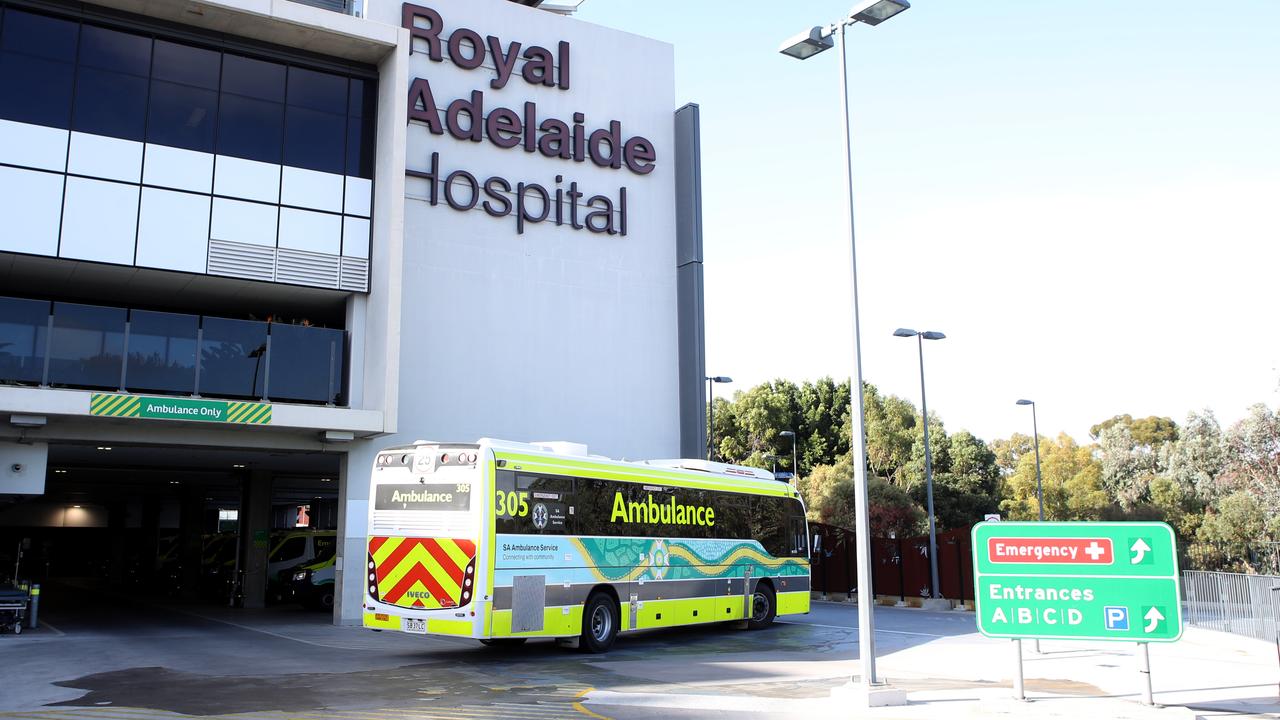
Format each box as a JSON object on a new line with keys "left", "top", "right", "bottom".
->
{"left": 147, "top": 80, "right": 216, "bottom": 151}
{"left": 152, "top": 40, "right": 219, "bottom": 89}
{"left": 221, "top": 54, "right": 285, "bottom": 102}
{"left": 125, "top": 309, "right": 197, "bottom": 394}
{"left": 73, "top": 66, "right": 148, "bottom": 141}
{"left": 78, "top": 24, "right": 151, "bottom": 76}
{"left": 1, "top": 9, "right": 78, "bottom": 61}
{"left": 345, "top": 114, "right": 374, "bottom": 179}
{"left": 265, "top": 323, "right": 344, "bottom": 404}
{"left": 48, "top": 302, "right": 125, "bottom": 389}
{"left": 199, "top": 316, "right": 268, "bottom": 399}
{"left": 287, "top": 66, "right": 346, "bottom": 114}
{"left": 283, "top": 105, "right": 344, "bottom": 174}
{"left": 269, "top": 536, "right": 306, "bottom": 563}
{"left": 0, "top": 51, "right": 74, "bottom": 127}
{"left": 0, "top": 297, "right": 50, "bottom": 385}
{"left": 217, "top": 92, "right": 282, "bottom": 163}
{"left": 347, "top": 78, "right": 373, "bottom": 118}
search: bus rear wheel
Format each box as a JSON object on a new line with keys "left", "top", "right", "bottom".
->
{"left": 580, "top": 592, "right": 619, "bottom": 653}
{"left": 747, "top": 583, "right": 776, "bottom": 630}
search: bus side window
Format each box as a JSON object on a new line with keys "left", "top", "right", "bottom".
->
{"left": 709, "top": 491, "right": 750, "bottom": 542}
{"left": 575, "top": 477, "right": 616, "bottom": 537}
{"left": 749, "top": 496, "right": 788, "bottom": 558}
{"left": 517, "top": 473, "right": 574, "bottom": 535}
{"left": 788, "top": 499, "right": 808, "bottom": 557}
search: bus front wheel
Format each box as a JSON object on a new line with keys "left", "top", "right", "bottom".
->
{"left": 747, "top": 583, "right": 776, "bottom": 630}
{"left": 580, "top": 592, "right": 619, "bottom": 653}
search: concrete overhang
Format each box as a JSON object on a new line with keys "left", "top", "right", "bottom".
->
{"left": 83, "top": 0, "right": 400, "bottom": 65}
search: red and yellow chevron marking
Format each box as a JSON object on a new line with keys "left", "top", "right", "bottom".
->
{"left": 368, "top": 536, "right": 477, "bottom": 609}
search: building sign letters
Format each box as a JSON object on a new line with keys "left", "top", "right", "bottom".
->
{"left": 402, "top": 3, "right": 652, "bottom": 236}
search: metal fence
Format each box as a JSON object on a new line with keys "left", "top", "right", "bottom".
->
{"left": 1182, "top": 570, "right": 1280, "bottom": 641}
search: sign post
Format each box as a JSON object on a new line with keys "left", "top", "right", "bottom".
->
{"left": 973, "top": 522, "right": 1182, "bottom": 703}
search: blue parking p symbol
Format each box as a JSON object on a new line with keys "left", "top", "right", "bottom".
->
{"left": 1104, "top": 606, "right": 1129, "bottom": 631}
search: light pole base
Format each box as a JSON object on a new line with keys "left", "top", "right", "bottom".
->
{"left": 921, "top": 598, "right": 952, "bottom": 611}
{"left": 830, "top": 680, "right": 908, "bottom": 708}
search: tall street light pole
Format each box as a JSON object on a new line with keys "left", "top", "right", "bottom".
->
{"left": 706, "top": 376, "right": 732, "bottom": 461}
{"left": 780, "top": 430, "right": 799, "bottom": 488}
{"left": 894, "top": 328, "right": 945, "bottom": 602}
{"left": 780, "top": 0, "right": 911, "bottom": 694}
{"left": 1016, "top": 399, "right": 1044, "bottom": 521}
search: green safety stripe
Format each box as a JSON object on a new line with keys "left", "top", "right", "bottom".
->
{"left": 494, "top": 452, "right": 797, "bottom": 498}
{"left": 90, "top": 393, "right": 142, "bottom": 417}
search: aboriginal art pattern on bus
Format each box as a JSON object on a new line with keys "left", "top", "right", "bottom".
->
{"left": 493, "top": 536, "right": 807, "bottom": 585}
{"left": 368, "top": 536, "right": 478, "bottom": 609}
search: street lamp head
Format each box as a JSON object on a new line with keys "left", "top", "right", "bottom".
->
{"left": 1016, "top": 399, "right": 1034, "bottom": 406}
{"left": 893, "top": 328, "right": 917, "bottom": 337}
{"left": 921, "top": 331, "right": 946, "bottom": 341}
{"left": 779, "top": 26, "right": 833, "bottom": 60}
{"left": 779, "top": 430, "right": 795, "bottom": 439}
{"left": 709, "top": 376, "right": 732, "bottom": 384}
{"left": 849, "top": 0, "right": 910, "bottom": 26}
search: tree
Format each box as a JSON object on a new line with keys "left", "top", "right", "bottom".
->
{"left": 799, "top": 459, "right": 925, "bottom": 537}
{"left": 1089, "top": 414, "right": 1178, "bottom": 448}
{"left": 1000, "top": 433, "right": 1108, "bottom": 521}
{"left": 1097, "top": 424, "right": 1160, "bottom": 511}
{"left": 1158, "top": 410, "right": 1226, "bottom": 502}
{"left": 1195, "top": 491, "right": 1273, "bottom": 572}
{"left": 927, "top": 430, "right": 1002, "bottom": 531}
{"left": 990, "top": 433, "right": 1033, "bottom": 476}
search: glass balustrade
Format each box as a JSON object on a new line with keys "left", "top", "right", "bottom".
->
{"left": 0, "top": 296, "right": 347, "bottom": 405}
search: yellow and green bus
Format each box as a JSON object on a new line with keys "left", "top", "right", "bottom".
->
{"left": 363, "top": 438, "right": 811, "bottom": 652}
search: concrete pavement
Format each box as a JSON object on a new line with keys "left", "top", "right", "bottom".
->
{"left": 1, "top": 589, "right": 1276, "bottom": 719}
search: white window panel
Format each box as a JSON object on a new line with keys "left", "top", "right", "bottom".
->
{"left": 343, "top": 176, "right": 372, "bottom": 218}
{"left": 342, "top": 216, "right": 370, "bottom": 259}
{"left": 59, "top": 177, "right": 139, "bottom": 266}
{"left": 67, "top": 132, "right": 143, "bottom": 183}
{"left": 0, "top": 119, "right": 69, "bottom": 172}
{"left": 143, "top": 144, "right": 214, "bottom": 194}
{"left": 0, "top": 166, "right": 64, "bottom": 256}
{"left": 136, "top": 188, "right": 211, "bottom": 274}
{"left": 278, "top": 207, "right": 340, "bottom": 255}
{"left": 214, "top": 155, "right": 281, "bottom": 204}
{"left": 210, "top": 198, "right": 278, "bottom": 248}
{"left": 281, "top": 166, "right": 343, "bottom": 213}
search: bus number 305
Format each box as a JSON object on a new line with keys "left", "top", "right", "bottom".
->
{"left": 495, "top": 489, "right": 529, "bottom": 517}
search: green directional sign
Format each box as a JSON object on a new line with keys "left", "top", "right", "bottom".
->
{"left": 972, "top": 521, "right": 1182, "bottom": 642}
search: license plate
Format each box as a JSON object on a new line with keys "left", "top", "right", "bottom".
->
{"left": 402, "top": 618, "right": 427, "bottom": 634}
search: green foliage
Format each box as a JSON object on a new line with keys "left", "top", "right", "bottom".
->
{"left": 797, "top": 459, "right": 924, "bottom": 538}
{"left": 1089, "top": 414, "right": 1179, "bottom": 447}
{"left": 999, "top": 433, "right": 1108, "bottom": 521}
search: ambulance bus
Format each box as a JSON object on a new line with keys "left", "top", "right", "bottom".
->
{"left": 363, "top": 438, "right": 811, "bottom": 652}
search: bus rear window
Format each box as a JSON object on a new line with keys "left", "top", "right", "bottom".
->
{"left": 374, "top": 483, "right": 471, "bottom": 511}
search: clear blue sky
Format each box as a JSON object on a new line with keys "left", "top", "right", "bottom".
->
{"left": 577, "top": 1, "right": 1280, "bottom": 444}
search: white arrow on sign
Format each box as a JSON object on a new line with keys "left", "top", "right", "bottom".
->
{"left": 1130, "top": 538, "right": 1151, "bottom": 564}
{"left": 1144, "top": 606, "right": 1164, "bottom": 633}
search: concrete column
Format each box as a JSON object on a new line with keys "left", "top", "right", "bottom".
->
{"left": 674, "top": 103, "right": 707, "bottom": 460}
{"left": 335, "top": 443, "right": 374, "bottom": 626}
{"left": 238, "top": 469, "right": 273, "bottom": 609}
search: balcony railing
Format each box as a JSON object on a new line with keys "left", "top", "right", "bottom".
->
{"left": 289, "top": 0, "right": 366, "bottom": 17}
{"left": 0, "top": 297, "right": 347, "bottom": 406}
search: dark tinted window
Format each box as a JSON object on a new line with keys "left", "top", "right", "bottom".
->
{"left": 288, "top": 66, "right": 345, "bottom": 114}
{"left": 125, "top": 310, "right": 197, "bottom": 394}
{"left": 0, "top": 297, "right": 50, "bottom": 385}
{"left": 147, "top": 41, "right": 219, "bottom": 151}
{"left": 73, "top": 65, "right": 149, "bottom": 140}
{"left": 221, "top": 54, "right": 285, "bottom": 102}
{"left": 147, "top": 80, "right": 217, "bottom": 151}
{"left": 748, "top": 496, "right": 808, "bottom": 558}
{"left": 48, "top": 302, "right": 126, "bottom": 389}
{"left": 270, "top": 536, "right": 306, "bottom": 563}
{"left": 199, "top": 316, "right": 268, "bottom": 399}
{"left": 0, "top": 52, "right": 74, "bottom": 127}
{"left": 217, "top": 92, "right": 283, "bottom": 163}
{"left": 1, "top": 9, "right": 78, "bottom": 59}
{"left": 152, "top": 40, "right": 219, "bottom": 89}
{"left": 0, "top": 10, "right": 78, "bottom": 128}
{"left": 495, "top": 471, "right": 574, "bottom": 535}
{"left": 346, "top": 78, "right": 375, "bottom": 178}
{"left": 283, "top": 104, "right": 344, "bottom": 173}
{"left": 78, "top": 24, "right": 150, "bottom": 75}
